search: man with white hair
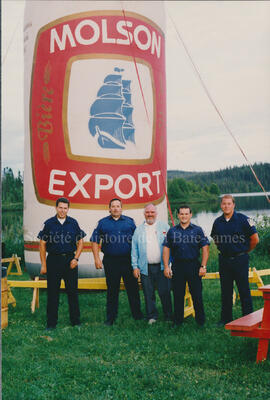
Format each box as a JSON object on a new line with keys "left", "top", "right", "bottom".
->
{"left": 132, "top": 204, "right": 172, "bottom": 324}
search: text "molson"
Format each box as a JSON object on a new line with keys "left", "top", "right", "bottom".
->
{"left": 50, "top": 18, "right": 162, "bottom": 58}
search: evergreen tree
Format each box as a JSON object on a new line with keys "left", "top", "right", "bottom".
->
{"left": 168, "top": 179, "right": 181, "bottom": 199}
{"left": 2, "top": 167, "right": 23, "bottom": 206}
{"left": 209, "top": 183, "right": 220, "bottom": 195}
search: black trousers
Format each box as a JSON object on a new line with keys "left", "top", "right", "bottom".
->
{"left": 140, "top": 263, "right": 172, "bottom": 320}
{"left": 219, "top": 253, "right": 253, "bottom": 323}
{"left": 103, "top": 255, "right": 142, "bottom": 322}
{"left": 172, "top": 259, "right": 205, "bottom": 325}
{"left": 46, "top": 254, "right": 80, "bottom": 327}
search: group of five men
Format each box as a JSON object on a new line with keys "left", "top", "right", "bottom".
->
{"left": 38, "top": 195, "right": 259, "bottom": 331}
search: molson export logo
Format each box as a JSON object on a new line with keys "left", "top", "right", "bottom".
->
{"left": 30, "top": 11, "right": 166, "bottom": 209}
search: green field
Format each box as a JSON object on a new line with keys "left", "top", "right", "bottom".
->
{"left": 2, "top": 268, "right": 270, "bottom": 400}
{"left": 2, "top": 207, "right": 270, "bottom": 399}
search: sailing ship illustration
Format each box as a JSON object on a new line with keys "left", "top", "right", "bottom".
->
{"left": 88, "top": 67, "right": 135, "bottom": 149}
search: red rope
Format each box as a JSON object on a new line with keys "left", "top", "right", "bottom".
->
{"left": 120, "top": 3, "right": 175, "bottom": 225}
{"left": 120, "top": 5, "right": 150, "bottom": 124}
{"left": 162, "top": 184, "right": 175, "bottom": 226}
{"left": 168, "top": 11, "right": 270, "bottom": 204}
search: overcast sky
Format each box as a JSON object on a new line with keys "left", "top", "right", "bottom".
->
{"left": 2, "top": 1, "right": 270, "bottom": 175}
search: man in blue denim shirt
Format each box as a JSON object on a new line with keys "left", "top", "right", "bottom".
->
{"left": 91, "top": 198, "right": 143, "bottom": 325}
{"left": 132, "top": 204, "right": 172, "bottom": 324}
{"left": 163, "top": 205, "right": 209, "bottom": 327}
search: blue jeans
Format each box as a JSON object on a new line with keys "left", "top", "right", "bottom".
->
{"left": 140, "top": 263, "right": 172, "bottom": 320}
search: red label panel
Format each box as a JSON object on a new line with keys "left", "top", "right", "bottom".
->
{"left": 31, "top": 12, "right": 166, "bottom": 207}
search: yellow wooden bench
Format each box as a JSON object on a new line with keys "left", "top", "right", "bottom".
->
{"left": 1, "top": 254, "right": 23, "bottom": 276}
{"left": 9, "top": 266, "right": 269, "bottom": 315}
{"left": 9, "top": 277, "right": 195, "bottom": 317}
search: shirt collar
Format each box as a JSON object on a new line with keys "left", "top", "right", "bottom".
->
{"left": 54, "top": 215, "right": 70, "bottom": 224}
{"left": 221, "top": 211, "right": 236, "bottom": 222}
{"left": 109, "top": 214, "right": 124, "bottom": 221}
{"left": 176, "top": 222, "right": 193, "bottom": 230}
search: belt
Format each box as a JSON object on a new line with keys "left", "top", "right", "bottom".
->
{"left": 220, "top": 252, "right": 247, "bottom": 260}
{"left": 49, "top": 253, "right": 74, "bottom": 257}
{"left": 104, "top": 254, "right": 130, "bottom": 258}
{"left": 148, "top": 263, "right": 161, "bottom": 267}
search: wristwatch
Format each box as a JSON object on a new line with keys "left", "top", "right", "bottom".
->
{"left": 74, "top": 257, "right": 79, "bottom": 262}
{"left": 201, "top": 265, "right": 207, "bottom": 269}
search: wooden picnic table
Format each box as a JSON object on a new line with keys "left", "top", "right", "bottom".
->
{"left": 226, "top": 284, "right": 270, "bottom": 363}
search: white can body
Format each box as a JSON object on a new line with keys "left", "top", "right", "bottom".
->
{"left": 24, "top": 1, "right": 167, "bottom": 277}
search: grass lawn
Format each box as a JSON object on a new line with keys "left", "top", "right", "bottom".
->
{"left": 2, "top": 275, "right": 270, "bottom": 400}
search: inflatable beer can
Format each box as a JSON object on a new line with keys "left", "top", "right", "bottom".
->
{"left": 24, "top": 1, "right": 167, "bottom": 277}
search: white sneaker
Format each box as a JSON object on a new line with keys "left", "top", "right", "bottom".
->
{"left": 148, "top": 318, "right": 157, "bottom": 325}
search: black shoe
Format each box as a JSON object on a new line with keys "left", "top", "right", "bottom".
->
{"left": 197, "top": 323, "right": 205, "bottom": 329}
{"left": 171, "top": 322, "right": 182, "bottom": 328}
{"left": 46, "top": 326, "right": 56, "bottom": 331}
{"left": 134, "top": 313, "right": 144, "bottom": 321}
{"left": 104, "top": 320, "right": 114, "bottom": 326}
{"left": 216, "top": 320, "right": 226, "bottom": 327}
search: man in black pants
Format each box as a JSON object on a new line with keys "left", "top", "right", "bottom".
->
{"left": 91, "top": 198, "right": 143, "bottom": 325}
{"left": 163, "top": 205, "right": 209, "bottom": 327}
{"left": 211, "top": 194, "right": 259, "bottom": 325}
{"left": 38, "top": 197, "right": 86, "bottom": 330}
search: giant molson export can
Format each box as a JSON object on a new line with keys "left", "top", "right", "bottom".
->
{"left": 24, "top": 1, "right": 167, "bottom": 277}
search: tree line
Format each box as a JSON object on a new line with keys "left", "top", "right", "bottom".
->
{"left": 168, "top": 163, "right": 270, "bottom": 200}
{"left": 167, "top": 177, "right": 219, "bottom": 204}
{"left": 2, "top": 167, "right": 23, "bottom": 209}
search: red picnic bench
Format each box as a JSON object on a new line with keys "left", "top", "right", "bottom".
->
{"left": 225, "top": 284, "right": 270, "bottom": 363}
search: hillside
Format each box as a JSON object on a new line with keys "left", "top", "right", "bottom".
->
{"left": 167, "top": 163, "right": 270, "bottom": 194}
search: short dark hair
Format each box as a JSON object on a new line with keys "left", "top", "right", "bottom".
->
{"left": 109, "top": 198, "right": 122, "bottom": 207}
{"left": 56, "top": 197, "right": 70, "bottom": 207}
{"left": 178, "top": 205, "right": 192, "bottom": 214}
{"left": 221, "top": 194, "right": 235, "bottom": 204}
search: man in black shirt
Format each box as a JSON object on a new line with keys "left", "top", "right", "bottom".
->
{"left": 38, "top": 197, "right": 86, "bottom": 330}
{"left": 211, "top": 194, "right": 259, "bottom": 325}
{"left": 91, "top": 198, "right": 143, "bottom": 325}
